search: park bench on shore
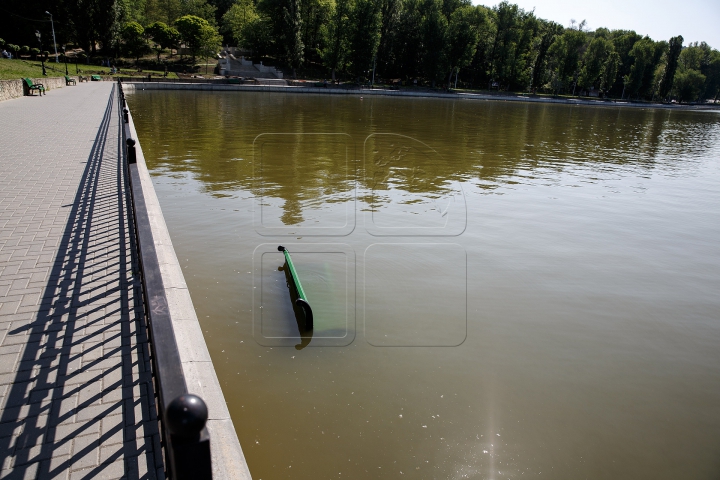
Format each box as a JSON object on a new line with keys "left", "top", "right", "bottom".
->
{"left": 22, "top": 78, "right": 45, "bottom": 96}
{"left": 91, "top": 75, "right": 102, "bottom": 81}
{"left": 65, "top": 75, "right": 76, "bottom": 86}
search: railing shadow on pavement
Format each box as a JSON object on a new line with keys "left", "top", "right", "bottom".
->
{"left": 0, "top": 85, "right": 164, "bottom": 478}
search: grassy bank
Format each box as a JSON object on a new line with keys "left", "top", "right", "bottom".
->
{"left": 0, "top": 58, "right": 179, "bottom": 80}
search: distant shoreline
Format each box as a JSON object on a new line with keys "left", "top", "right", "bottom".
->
{"left": 122, "top": 81, "right": 720, "bottom": 112}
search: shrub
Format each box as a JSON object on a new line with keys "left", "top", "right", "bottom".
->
{"left": 30, "top": 47, "right": 40, "bottom": 59}
{"left": 20, "top": 45, "right": 30, "bottom": 55}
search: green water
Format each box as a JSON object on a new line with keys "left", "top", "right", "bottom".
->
{"left": 128, "top": 90, "right": 720, "bottom": 479}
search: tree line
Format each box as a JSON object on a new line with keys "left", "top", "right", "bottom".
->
{"left": 1, "top": 0, "right": 718, "bottom": 101}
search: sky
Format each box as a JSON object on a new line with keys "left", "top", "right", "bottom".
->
{"left": 477, "top": 0, "right": 720, "bottom": 50}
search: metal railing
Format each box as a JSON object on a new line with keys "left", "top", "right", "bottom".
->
{"left": 114, "top": 76, "right": 257, "bottom": 84}
{"left": 117, "top": 80, "right": 213, "bottom": 480}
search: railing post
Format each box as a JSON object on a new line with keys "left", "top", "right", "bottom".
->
{"left": 123, "top": 108, "right": 129, "bottom": 124}
{"left": 166, "top": 394, "right": 213, "bottom": 480}
{"left": 126, "top": 138, "right": 136, "bottom": 164}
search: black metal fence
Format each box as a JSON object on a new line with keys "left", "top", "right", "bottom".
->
{"left": 117, "top": 80, "right": 213, "bottom": 480}
{"left": 115, "top": 76, "right": 257, "bottom": 85}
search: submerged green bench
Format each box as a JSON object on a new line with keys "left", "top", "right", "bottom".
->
{"left": 65, "top": 75, "right": 76, "bottom": 86}
{"left": 22, "top": 78, "right": 45, "bottom": 96}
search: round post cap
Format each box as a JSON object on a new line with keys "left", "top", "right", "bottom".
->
{"left": 166, "top": 394, "right": 208, "bottom": 437}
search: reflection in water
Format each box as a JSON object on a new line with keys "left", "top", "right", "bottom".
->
{"left": 128, "top": 90, "right": 720, "bottom": 480}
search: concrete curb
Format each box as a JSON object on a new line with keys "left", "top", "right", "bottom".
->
{"left": 124, "top": 101, "right": 252, "bottom": 480}
{"left": 122, "top": 81, "right": 720, "bottom": 111}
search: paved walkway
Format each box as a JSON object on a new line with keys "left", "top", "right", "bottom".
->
{"left": 0, "top": 83, "right": 163, "bottom": 478}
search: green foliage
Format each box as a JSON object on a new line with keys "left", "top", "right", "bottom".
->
{"left": 222, "top": 0, "right": 260, "bottom": 47}
{"left": 529, "top": 19, "right": 562, "bottom": 91}
{"left": 30, "top": 48, "right": 40, "bottom": 59}
{"left": 20, "top": 46, "right": 30, "bottom": 55}
{"left": 673, "top": 69, "right": 705, "bottom": 102}
{"left": 600, "top": 51, "right": 620, "bottom": 92}
{"left": 658, "top": 35, "right": 683, "bottom": 99}
{"left": 420, "top": 0, "right": 447, "bottom": 86}
{"left": 348, "top": 0, "right": 382, "bottom": 79}
{"left": 547, "top": 27, "right": 586, "bottom": 93}
{"left": 146, "top": 22, "right": 182, "bottom": 51}
{"left": 625, "top": 37, "right": 665, "bottom": 99}
{"left": 243, "top": 17, "right": 274, "bottom": 60}
{"left": 284, "top": 0, "right": 304, "bottom": 73}
{"left": 578, "top": 37, "right": 613, "bottom": 90}
{"left": 176, "top": 15, "right": 220, "bottom": 60}
{"left": 319, "top": 0, "right": 352, "bottom": 79}
{"left": 1, "top": 0, "right": 717, "bottom": 96}
{"left": 445, "top": 5, "right": 481, "bottom": 82}
{"left": 675, "top": 41, "right": 720, "bottom": 102}
{"left": 122, "top": 21, "right": 150, "bottom": 62}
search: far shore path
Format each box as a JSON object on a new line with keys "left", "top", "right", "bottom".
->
{"left": 0, "top": 82, "right": 164, "bottom": 478}
{"left": 123, "top": 78, "right": 720, "bottom": 112}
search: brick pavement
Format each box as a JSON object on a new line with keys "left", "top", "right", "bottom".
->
{"left": 0, "top": 83, "right": 164, "bottom": 478}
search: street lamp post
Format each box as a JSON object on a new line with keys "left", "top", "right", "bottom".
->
{"left": 63, "top": 46, "right": 68, "bottom": 75}
{"left": 35, "top": 30, "right": 47, "bottom": 76}
{"left": 45, "top": 11, "right": 58, "bottom": 63}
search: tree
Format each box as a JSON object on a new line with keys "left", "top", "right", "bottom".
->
{"left": 608, "top": 30, "right": 642, "bottom": 96}
{"left": 122, "top": 22, "right": 149, "bottom": 63}
{"left": 146, "top": 21, "right": 181, "bottom": 60}
{"left": 393, "top": 0, "right": 424, "bottom": 80}
{"left": 376, "top": 0, "right": 402, "bottom": 78}
{"left": 300, "top": 0, "right": 333, "bottom": 63}
{"left": 199, "top": 25, "right": 222, "bottom": 73}
{"left": 348, "top": 0, "right": 382, "bottom": 80}
{"left": 529, "top": 19, "right": 562, "bottom": 92}
{"left": 625, "top": 36, "right": 664, "bottom": 99}
{"left": 242, "top": 17, "right": 274, "bottom": 61}
{"left": 176, "top": 15, "right": 219, "bottom": 61}
{"left": 319, "top": 0, "right": 352, "bottom": 81}
{"left": 547, "top": 27, "right": 586, "bottom": 93}
{"left": 702, "top": 49, "right": 720, "bottom": 102}
{"left": 284, "top": 0, "right": 304, "bottom": 77}
{"left": 222, "top": 0, "right": 260, "bottom": 47}
{"left": 673, "top": 69, "right": 706, "bottom": 103}
{"left": 420, "top": 0, "right": 447, "bottom": 87}
{"left": 445, "top": 5, "right": 480, "bottom": 87}
{"left": 657, "top": 35, "right": 683, "bottom": 100}
{"left": 600, "top": 51, "right": 620, "bottom": 94}
{"left": 578, "top": 37, "right": 613, "bottom": 91}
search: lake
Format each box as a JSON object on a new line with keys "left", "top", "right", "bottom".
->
{"left": 128, "top": 90, "right": 720, "bottom": 479}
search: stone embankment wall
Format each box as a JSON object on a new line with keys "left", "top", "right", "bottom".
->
{"left": 0, "top": 76, "right": 81, "bottom": 102}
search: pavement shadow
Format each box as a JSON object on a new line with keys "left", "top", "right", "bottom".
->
{"left": 0, "top": 86, "right": 164, "bottom": 478}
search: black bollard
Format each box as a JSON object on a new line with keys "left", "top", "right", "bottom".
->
{"left": 166, "top": 394, "right": 212, "bottom": 479}
{"left": 126, "top": 138, "right": 137, "bottom": 164}
{"left": 123, "top": 108, "right": 129, "bottom": 123}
